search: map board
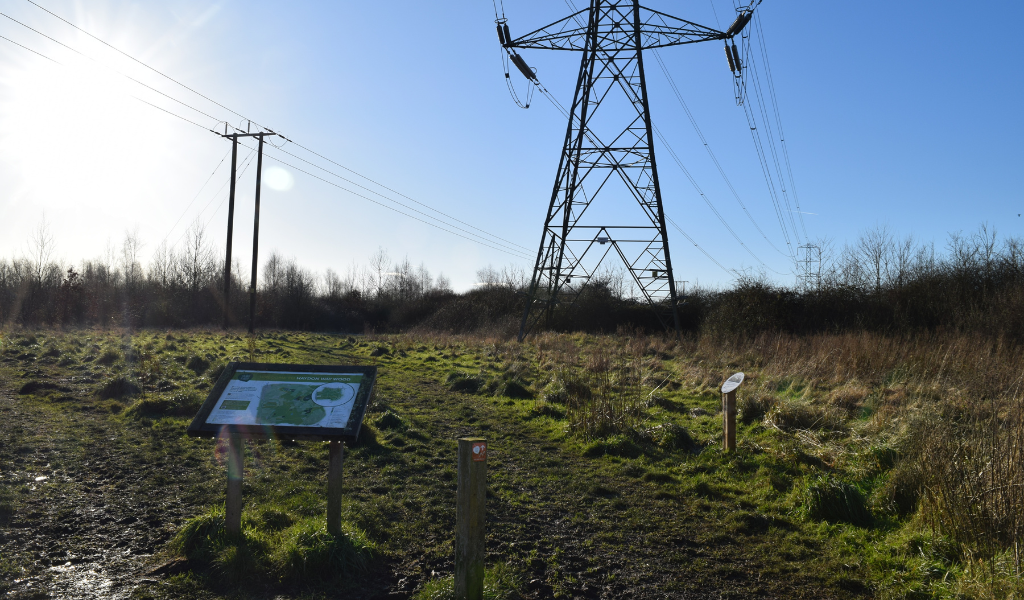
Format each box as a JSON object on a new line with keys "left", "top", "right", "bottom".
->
{"left": 187, "top": 362, "right": 377, "bottom": 441}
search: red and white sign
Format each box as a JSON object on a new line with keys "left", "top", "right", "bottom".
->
{"left": 472, "top": 442, "right": 487, "bottom": 462}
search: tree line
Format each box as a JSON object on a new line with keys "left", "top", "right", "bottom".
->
{"left": 2, "top": 220, "right": 1023, "bottom": 340}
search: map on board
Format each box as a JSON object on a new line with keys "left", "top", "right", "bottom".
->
{"left": 204, "top": 371, "right": 362, "bottom": 429}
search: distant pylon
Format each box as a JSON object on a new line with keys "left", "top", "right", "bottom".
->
{"left": 797, "top": 243, "right": 821, "bottom": 291}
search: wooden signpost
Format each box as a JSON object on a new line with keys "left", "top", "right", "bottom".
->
{"left": 456, "top": 437, "right": 487, "bottom": 600}
{"left": 721, "top": 372, "right": 744, "bottom": 452}
{"left": 187, "top": 362, "right": 377, "bottom": 536}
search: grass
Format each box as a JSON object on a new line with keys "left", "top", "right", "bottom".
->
{"left": 0, "top": 327, "right": 1022, "bottom": 598}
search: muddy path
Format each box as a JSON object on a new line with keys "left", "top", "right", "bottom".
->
{"left": 0, "top": 380, "right": 214, "bottom": 599}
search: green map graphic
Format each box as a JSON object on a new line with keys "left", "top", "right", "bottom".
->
{"left": 256, "top": 384, "right": 325, "bottom": 426}
{"left": 316, "top": 387, "right": 344, "bottom": 401}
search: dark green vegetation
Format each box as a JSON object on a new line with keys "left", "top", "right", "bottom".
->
{"left": 4, "top": 225, "right": 1024, "bottom": 341}
{"left": 0, "top": 328, "right": 1021, "bottom": 598}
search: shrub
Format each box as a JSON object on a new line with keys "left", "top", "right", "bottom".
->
{"left": 805, "top": 477, "right": 872, "bottom": 527}
{"left": 920, "top": 400, "right": 1024, "bottom": 559}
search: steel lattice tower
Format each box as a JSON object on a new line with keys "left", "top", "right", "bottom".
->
{"left": 508, "top": 1, "right": 752, "bottom": 340}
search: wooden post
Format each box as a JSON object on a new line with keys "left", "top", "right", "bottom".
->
{"left": 720, "top": 372, "right": 744, "bottom": 453}
{"left": 456, "top": 438, "right": 487, "bottom": 600}
{"left": 723, "top": 391, "right": 736, "bottom": 452}
{"left": 327, "top": 440, "right": 344, "bottom": 536}
{"left": 226, "top": 433, "right": 243, "bottom": 535}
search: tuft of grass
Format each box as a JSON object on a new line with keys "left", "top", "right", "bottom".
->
{"left": 738, "top": 392, "right": 776, "bottom": 425}
{"left": 96, "top": 375, "right": 141, "bottom": 400}
{"left": 804, "top": 477, "right": 872, "bottom": 527}
{"left": 185, "top": 355, "right": 210, "bottom": 375}
{"left": 96, "top": 348, "right": 121, "bottom": 365}
{"left": 413, "top": 562, "right": 524, "bottom": 600}
{"left": 495, "top": 378, "right": 532, "bottom": 399}
{"left": 766, "top": 400, "right": 846, "bottom": 432}
{"left": 171, "top": 508, "right": 375, "bottom": 585}
{"left": 652, "top": 422, "right": 698, "bottom": 452}
{"left": 125, "top": 391, "right": 202, "bottom": 418}
{"left": 373, "top": 410, "right": 406, "bottom": 431}
{"left": 277, "top": 518, "right": 375, "bottom": 582}
{"left": 447, "top": 372, "right": 483, "bottom": 394}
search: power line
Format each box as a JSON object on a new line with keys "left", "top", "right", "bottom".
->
{"left": 0, "top": 10, "right": 232, "bottom": 133}
{"left": 23, "top": 0, "right": 530, "bottom": 254}
{"left": 10, "top": 4, "right": 534, "bottom": 261}
{"left": 0, "top": 32, "right": 58, "bottom": 62}
{"left": 652, "top": 123, "right": 785, "bottom": 275}
{"left": 169, "top": 149, "right": 258, "bottom": 253}
{"left": 24, "top": 0, "right": 262, "bottom": 132}
{"left": 247, "top": 144, "right": 533, "bottom": 261}
{"left": 278, "top": 138, "right": 531, "bottom": 253}
{"left": 745, "top": 37, "right": 802, "bottom": 247}
{"left": 652, "top": 49, "right": 789, "bottom": 258}
{"left": 160, "top": 149, "right": 231, "bottom": 248}
{"left": 133, "top": 99, "right": 533, "bottom": 260}
{"left": 753, "top": 12, "right": 808, "bottom": 240}
{"left": 267, "top": 143, "right": 531, "bottom": 256}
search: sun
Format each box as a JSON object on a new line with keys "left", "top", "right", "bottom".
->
{"left": 0, "top": 35, "right": 191, "bottom": 256}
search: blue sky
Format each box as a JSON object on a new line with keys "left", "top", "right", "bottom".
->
{"left": 0, "top": 0, "right": 1021, "bottom": 291}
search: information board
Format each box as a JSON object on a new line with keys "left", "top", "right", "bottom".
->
{"left": 187, "top": 362, "right": 376, "bottom": 441}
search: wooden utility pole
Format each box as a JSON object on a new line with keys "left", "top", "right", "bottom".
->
{"left": 217, "top": 125, "right": 277, "bottom": 333}
{"left": 222, "top": 134, "right": 238, "bottom": 329}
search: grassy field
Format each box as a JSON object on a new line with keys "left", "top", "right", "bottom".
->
{"left": 0, "top": 328, "right": 1021, "bottom": 599}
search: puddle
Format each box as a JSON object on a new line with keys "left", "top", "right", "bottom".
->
{"left": 44, "top": 549, "right": 146, "bottom": 600}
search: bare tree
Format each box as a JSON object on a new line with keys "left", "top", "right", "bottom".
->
{"left": 368, "top": 247, "right": 389, "bottom": 298}
{"left": 858, "top": 225, "right": 895, "bottom": 295}
{"left": 149, "top": 241, "right": 174, "bottom": 288}
{"left": 27, "top": 216, "right": 54, "bottom": 283}
{"left": 121, "top": 227, "right": 144, "bottom": 292}
{"left": 179, "top": 219, "right": 215, "bottom": 296}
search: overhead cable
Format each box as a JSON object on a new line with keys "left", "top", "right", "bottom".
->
{"left": 13, "top": 3, "right": 533, "bottom": 260}
{"left": 652, "top": 49, "right": 789, "bottom": 258}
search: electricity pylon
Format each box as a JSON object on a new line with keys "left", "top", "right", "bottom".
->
{"left": 507, "top": 1, "right": 756, "bottom": 340}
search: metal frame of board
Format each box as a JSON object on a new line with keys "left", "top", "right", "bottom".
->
{"left": 186, "top": 362, "right": 377, "bottom": 441}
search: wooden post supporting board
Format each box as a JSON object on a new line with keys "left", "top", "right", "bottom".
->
{"left": 327, "top": 440, "right": 344, "bottom": 536}
{"left": 456, "top": 438, "right": 487, "bottom": 600}
{"left": 226, "top": 433, "right": 243, "bottom": 536}
{"left": 720, "top": 372, "right": 745, "bottom": 453}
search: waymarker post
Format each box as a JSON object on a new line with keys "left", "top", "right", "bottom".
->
{"left": 456, "top": 438, "right": 487, "bottom": 600}
{"left": 721, "top": 372, "right": 744, "bottom": 452}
